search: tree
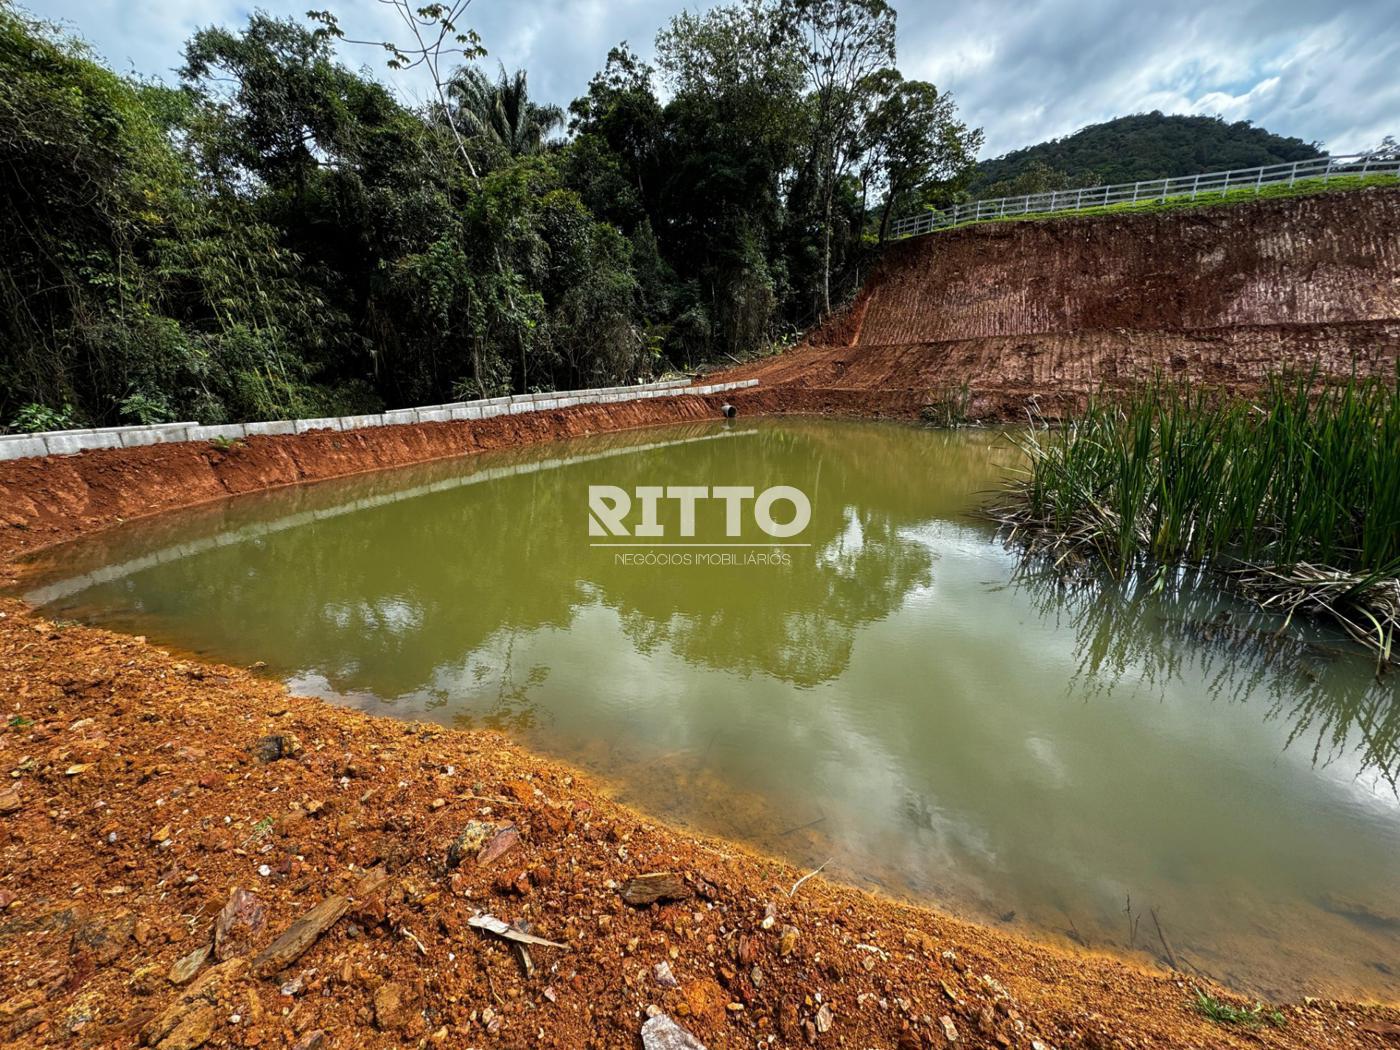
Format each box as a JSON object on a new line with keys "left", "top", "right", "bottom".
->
{"left": 860, "top": 71, "right": 982, "bottom": 242}
{"left": 308, "top": 2, "right": 486, "bottom": 176}
{"left": 781, "top": 0, "right": 896, "bottom": 315}
{"left": 979, "top": 158, "right": 1084, "bottom": 201}
{"left": 450, "top": 65, "right": 564, "bottom": 160}
{"left": 2, "top": 0, "right": 990, "bottom": 425}
{"left": 180, "top": 14, "right": 355, "bottom": 196}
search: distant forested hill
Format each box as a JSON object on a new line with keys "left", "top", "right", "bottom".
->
{"left": 971, "top": 112, "right": 1324, "bottom": 196}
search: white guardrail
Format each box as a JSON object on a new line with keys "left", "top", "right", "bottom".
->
{"left": 0, "top": 378, "right": 759, "bottom": 462}
{"left": 889, "top": 152, "right": 1400, "bottom": 239}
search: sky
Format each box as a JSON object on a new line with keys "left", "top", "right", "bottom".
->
{"left": 26, "top": 0, "right": 1399, "bottom": 159}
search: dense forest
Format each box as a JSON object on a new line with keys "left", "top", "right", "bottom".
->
{"left": 971, "top": 112, "right": 1324, "bottom": 197}
{"left": 0, "top": 0, "right": 982, "bottom": 430}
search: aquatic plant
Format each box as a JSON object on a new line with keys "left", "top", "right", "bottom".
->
{"left": 919, "top": 383, "right": 973, "bottom": 428}
{"left": 996, "top": 372, "right": 1400, "bottom": 662}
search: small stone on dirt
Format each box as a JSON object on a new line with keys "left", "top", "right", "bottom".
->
{"left": 250, "top": 733, "right": 301, "bottom": 763}
{"left": 72, "top": 910, "right": 136, "bottom": 965}
{"left": 373, "top": 982, "right": 412, "bottom": 1031}
{"left": 620, "top": 872, "right": 692, "bottom": 906}
{"left": 214, "top": 887, "right": 265, "bottom": 961}
{"left": 169, "top": 943, "right": 211, "bottom": 985}
{"left": 445, "top": 819, "right": 496, "bottom": 867}
{"left": 641, "top": 1012, "right": 706, "bottom": 1050}
{"left": 476, "top": 824, "right": 519, "bottom": 867}
{"left": 778, "top": 924, "right": 799, "bottom": 957}
{"left": 0, "top": 785, "right": 20, "bottom": 814}
{"left": 940, "top": 1014, "right": 959, "bottom": 1042}
{"left": 654, "top": 961, "right": 679, "bottom": 988}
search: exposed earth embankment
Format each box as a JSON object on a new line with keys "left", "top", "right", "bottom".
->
{"left": 718, "top": 189, "right": 1400, "bottom": 417}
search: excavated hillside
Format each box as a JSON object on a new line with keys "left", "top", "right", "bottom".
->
{"left": 719, "top": 187, "right": 1400, "bottom": 417}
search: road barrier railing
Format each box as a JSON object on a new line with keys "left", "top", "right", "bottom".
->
{"left": 889, "top": 152, "right": 1400, "bottom": 239}
{"left": 0, "top": 379, "right": 759, "bottom": 461}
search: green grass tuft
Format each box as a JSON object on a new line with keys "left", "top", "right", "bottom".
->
{"left": 1193, "top": 987, "right": 1286, "bottom": 1028}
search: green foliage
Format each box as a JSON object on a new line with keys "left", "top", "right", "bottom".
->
{"left": 450, "top": 65, "right": 564, "bottom": 161}
{"left": 0, "top": 0, "right": 981, "bottom": 424}
{"left": 119, "top": 391, "right": 174, "bottom": 424}
{"left": 973, "top": 112, "right": 1323, "bottom": 193}
{"left": 861, "top": 70, "right": 982, "bottom": 240}
{"left": 979, "top": 158, "right": 1083, "bottom": 200}
{"left": 10, "top": 402, "right": 74, "bottom": 432}
{"left": 1192, "top": 988, "right": 1286, "bottom": 1028}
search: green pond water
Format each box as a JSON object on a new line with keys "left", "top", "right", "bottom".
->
{"left": 20, "top": 419, "right": 1400, "bottom": 1002}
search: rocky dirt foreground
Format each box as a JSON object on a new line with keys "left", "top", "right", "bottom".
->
{"left": 2, "top": 598, "right": 1399, "bottom": 1050}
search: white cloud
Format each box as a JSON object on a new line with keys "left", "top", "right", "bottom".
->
{"left": 23, "top": 0, "right": 1400, "bottom": 157}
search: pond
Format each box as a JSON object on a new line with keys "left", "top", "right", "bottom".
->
{"left": 19, "top": 419, "right": 1400, "bottom": 1002}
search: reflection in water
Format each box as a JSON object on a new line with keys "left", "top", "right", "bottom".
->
{"left": 1010, "top": 567, "right": 1399, "bottom": 790}
{"left": 14, "top": 419, "right": 1400, "bottom": 1004}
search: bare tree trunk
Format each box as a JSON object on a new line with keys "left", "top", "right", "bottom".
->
{"left": 878, "top": 194, "right": 895, "bottom": 244}
{"left": 821, "top": 183, "right": 834, "bottom": 318}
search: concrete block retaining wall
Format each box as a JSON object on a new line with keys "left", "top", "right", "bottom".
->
{"left": 0, "top": 379, "right": 758, "bottom": 461}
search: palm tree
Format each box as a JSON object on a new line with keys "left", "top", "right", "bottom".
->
{"left": 450, "top": 65, "right": 564, "bottom": 157}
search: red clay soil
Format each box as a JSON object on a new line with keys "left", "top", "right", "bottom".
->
{"left": 718, "top": 189, "right": 1400, "bottom": 420}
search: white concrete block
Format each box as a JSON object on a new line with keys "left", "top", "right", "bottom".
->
{"left": 245, "top": 420, "right": 296, "bottom": 436}
{"left": 0, "top": 436, "right": 49, "bottom": 460}
{"left": 187, "top": 424, "right": 247, "bottom": 443}
{"left": 416, "top": 408, "right": 451, "bottom": 423}
{"left": 340, "top": 415, "right": 384, "bottom": 430}
{"left": 113, "top": 428, "right": 158, "bottom": 448}
{"left": 382, "top": 410, "right": 417, "bottom": 426}
{"left": 47, "top": 431, "right": 124, "bottom": 454}
{"left": 293, "top": 417, "right": 343, "bottom": 434}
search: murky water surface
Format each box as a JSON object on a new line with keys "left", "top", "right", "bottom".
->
{"left": 20, "top": 420, "right": 1400, "bottom": 1001}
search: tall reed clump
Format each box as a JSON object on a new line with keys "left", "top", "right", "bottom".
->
{"left": 997, "top": 373, "right": 1400, "bottom": 663}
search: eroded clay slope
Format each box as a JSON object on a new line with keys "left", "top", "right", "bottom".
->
{"left": 722, "top": 188, "right": 1400, "bottom": 411}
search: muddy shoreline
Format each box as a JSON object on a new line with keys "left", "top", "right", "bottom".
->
{"left": 1, "top": 394, "right": 1399, "bottom": 1048}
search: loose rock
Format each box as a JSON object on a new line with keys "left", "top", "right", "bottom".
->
{"left": 168, "top": 944, "right": 210, "bottom": 986}
{"left": 445, "top": 819, "right": 496, "bottom": 867}
{"left": 250, "top": 733, "right": 301, "bottom": 763}
{"left": 214, "top": 887, "right": 265, "bottom": 961}
{"left": 641, "top": 1012, "right": 706, "bottom": 1050}
{"left": 620, "top": 872, "right": 692, "bottom": 906}
{"left": 249, "top": 895, "right": 349, "bottom": 977}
